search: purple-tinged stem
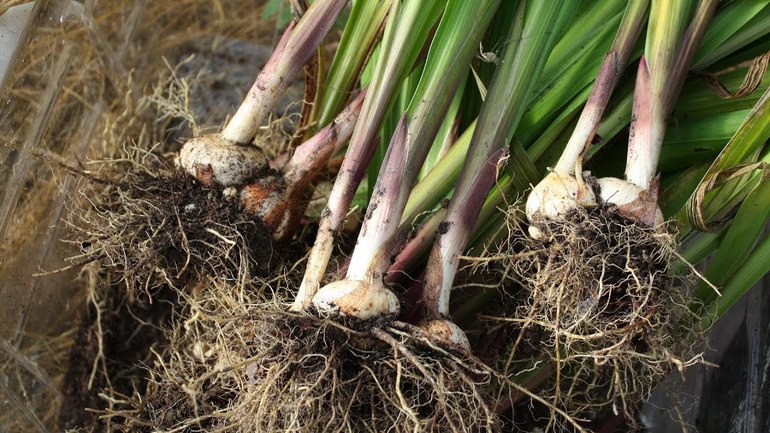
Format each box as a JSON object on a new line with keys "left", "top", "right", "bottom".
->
{"left": 598, "top": 61, "right": 661, "bottom": 227}
{"left": 553, "top": 0, "right": 649, "bottom": 175}
{"left": 663, "top": 0, "right": 717, "bottom": 112}
{"left": 283, "top": 88, "right": 367, "bottom": 182}
{"left": 241, "top": 90, "right": 365, "bottom": 239}
{"left": 290, "top": 135, "right": 378, "bottom": 309}
{"left": 293, "top": 1, "right": 424, "bottom": 310}
{"left": 553, "top": 52, "right": 620, "bottom": 175}
{"left": 423, "top": 148, "right": 506, "bottom": 316}
{"left": 625, "top": 0, "right": 717, "bottom": 190}
{"left": 385, "top": 207, "right": 445, "bottom": 285}
{"left": 346, "top": 117, "right": 410, "bottom": 280}
{"left": 222, "top": 0, "right": 348, "bottom": 144}
{"left": 625, "top": 57, "right": 655, "bottom": 189}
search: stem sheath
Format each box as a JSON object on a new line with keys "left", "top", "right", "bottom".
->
{"left": 222, "top": 0, "right": 348, "bottom": 143}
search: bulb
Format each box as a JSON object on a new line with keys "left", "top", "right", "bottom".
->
{"left": 420, "top": 319, "right": 470, "bottom": 350}
{"left": 597, "top": 177, "right": 663, "bottom": 227}
{"left": 240, "top": 176, "right": 295, "bottom": 239}
{"left": 177, "top": 134, "right": 268, "bottom": 187}
{"left": 312, "top": 278, "right": 400, "bottom": 320}
{"left": 526, "top": 172, "right": 596, "bottom": 238}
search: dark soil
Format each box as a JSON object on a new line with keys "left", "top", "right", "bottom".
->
{"left": 490, "top": 203, "right": 693, "bottom": 426}
{"left": 537, "top": 205, "right": 671, "bottom": 330}
{"left": 59, "top": 280, "right": 177, "bottom": 432}
{"left": 122, "top": 311, "right": 498, "bottom": 433}
{"left": 77, "top": 165, "right": 277, "bottom": 295}
{"left": 133, "top": 376, "right": 237, "bottom": 433}
{"left": 60, "top": 161, "right": 314, "bottom": 432}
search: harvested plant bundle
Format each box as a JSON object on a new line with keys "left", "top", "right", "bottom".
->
{"left": 72, "top": 0, "right": 357, "bottom": 293}
{"left": 32, "top": 0, "right": 770, "bottom": 432}
{"left": 503, "top": 0, "right": 717, "bottom": 421}
{"left": 122, "top": 1, "right": 509, "bottom": 431}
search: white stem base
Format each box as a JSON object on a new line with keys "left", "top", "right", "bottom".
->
{"left": 525, "top": 171, "right": 596, "bottom": 238}
{"left": 598, "top": 177, "right": 663, "bottom": 227}
{"left": 420, "top": 319, "right": 470, "bottom": 351}
{"left": 312, "top": 278, "right": 399, "bottom": 320}
{"left": 177, "top": 134, "right": 268, "bottom": 187}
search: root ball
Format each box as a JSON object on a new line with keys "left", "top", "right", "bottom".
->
{"left": 71, "top": 157, "right": 273, "bottom": 295}
{"left": 498, "top": 206, "right": 699, "bottom": 421}
{"left": 116, "top": 286, "right": 499, "bottom": 432}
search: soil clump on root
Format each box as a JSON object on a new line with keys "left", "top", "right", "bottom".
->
{"left": 61, "top": 155, "right": 312, "bottom": 431}
{"left": 495, "top": 205, "right": 700, "bottom": 424}
{"left": 113, "top": 282, "right": 499, "bottom": 433}
{"left": 58, "top": 273, "right": 178, "bottom": 432}
{"left": 70, "top": 154, "right": 277, "bottom": 296}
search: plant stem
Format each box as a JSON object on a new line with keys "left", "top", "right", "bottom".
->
{"left": 283, "top": 89, "right": 367, "bottom": 182}
{"left": 626, "top": 0, "right": 717, "bottom": 189}
{"left": 222, "top": 0, "right": 348, "bottom": 144}
{"left": 386, "top": 207, "right": 445, "bottom": 285}
{"left": 293, "top": 0, "right": 446, "bottom": 310}
{"left": 553, "top": 0, "right": 649, "bottom": 176}
{"left": 401, "top": 120, "right": 476, "bottom": 228}
{"left": 347, "top": 0, "right": 502, "bottom": 281}
{"left": 422, "top": 0, "right": 570, "bottom": 317}
{"left": 625, "top": 57, "right": 655, "bottom": 188}
{"left": 346, "top": 116, "right": 410, "bottom": 280}
{"left": 243, "top": 89, "right": 366, "bottom": 239}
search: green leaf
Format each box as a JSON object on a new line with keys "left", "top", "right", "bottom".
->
{"left": 693, "top": 172, "right": 770, "bottom": 326}
{"left": 693, "top": 172, "right": 770, "bottom": 308}
{"left": 418, "top": 80, "right": 465, "bottom": 180}
{"left": 402, "top": 120, "right": 476, "bottom": 226}
{"left": 517, "top": 13, "right": 623, "bottom": 145}
{"left": 693, "top": 1, "right": 770, "bottom": 70}
{"left": 348, "top": 0, "right": 446, "bottom": 206}
{"left": 262, "top": 0, "right": 294, "bottom": 28}
{"left": 659, "top": 162, "right": 709, "bottom": 217}
{"left": 660, "top": 109, "right": 753, "bottom": 171}
{"left": 704, "top": 224, "right": 770, "bottom": 329}
{"left": 675, "top": 66, "right": 770, "bottom": 118}
{"left": 313, "top": 0, "right": 392, "bottom": 129}
{"left": 684, "top": 86, "right": 770, "bottom": 232}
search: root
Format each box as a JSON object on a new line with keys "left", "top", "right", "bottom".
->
{"left": 111, "top": 281, "right": 499, "bottom": 433}
{"left": 67, "top": 155, "right": 273, "bottom": 297}
{"left": 489, "top": 205, "right": 702, "bottom": 428}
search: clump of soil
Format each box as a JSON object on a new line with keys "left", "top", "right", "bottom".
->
{"left": 112, "top": 280, "right": 499, "bottom": 433}
{"left": 58, "top": 148, "right": 320, "bottom": 430}
{"left": 69, "top": 152, "right": 275, "bottom": 297}
{"left": 58, "top": 271, "right": 178, "bottom": 432}
{"left": 493, "top": 205, "right": 700, "bottom": 425}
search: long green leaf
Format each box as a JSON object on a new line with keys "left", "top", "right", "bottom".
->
{"left": 693, "top": 1, "right": 770, "bottom": 70}
{"left": 684, "top": 85, "right": 770, "bottom": 231}
{"left": 703, "top": 224, "right": 770, "bottom": 329}
{"left": 693, "top": 174, "right": 770, "bottom": 308}
{"left": 313, "top": 0, "right": 392, "bottom": 128}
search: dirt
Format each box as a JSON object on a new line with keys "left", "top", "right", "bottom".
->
{"left": 59, "top": 280, "right": 177, "bottom": 432}
{"left": 490, "top": 203, "right": 696, "bottom": 424}
{"left": 133, "top": 376, "right": 236, "bottom": 433}
{"left": 57, "top": 238, "right": 312, "bottom": 432}
{"left": 75, "top": 161, "right": 278, "bottom": 294}
{"left": 58, "top": 161, "right": 315, "bottom": 432}
{"left": 120, "top": 310, "right": 498, "bottom": 433}
{"left": 559, "top": 207, "right": 669, "bottom": 326}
